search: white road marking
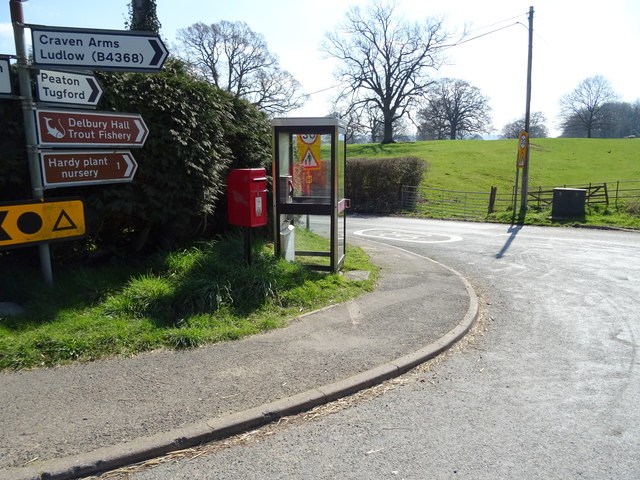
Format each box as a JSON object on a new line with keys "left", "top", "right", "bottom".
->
{"left": 354, "top": 228, "right": 463, "bottom": 244}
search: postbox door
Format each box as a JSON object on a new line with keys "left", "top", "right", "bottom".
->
{"left": 249, "top": 172, "right": 267, "bottom": 227}
{"left": 227, "top": 168, "right": 267, "bottom": 227}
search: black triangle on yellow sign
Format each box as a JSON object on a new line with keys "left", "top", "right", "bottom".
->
{"left": 53, "top": 210, "right": 77, "bottom": 231}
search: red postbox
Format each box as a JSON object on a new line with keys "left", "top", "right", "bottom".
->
{"left": 227, "top": 168, "right": 268, "bottom": 227}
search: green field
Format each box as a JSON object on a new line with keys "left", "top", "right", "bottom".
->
{"left": 348, "top": 138, "right": 640, "bottom": 229}
{"left": 348, "top": 138, "right": 640, "bottom": 193}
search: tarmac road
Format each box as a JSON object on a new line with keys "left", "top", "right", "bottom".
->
{"left": 0, "top": 223, "right": 475, "bottom": 480}
{"left": 124, "top": 217, "right": 640, "bottom": 480}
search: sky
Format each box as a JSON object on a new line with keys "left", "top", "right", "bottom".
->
{"left": 1, "top": 0, "right": 639, "bottom": 137}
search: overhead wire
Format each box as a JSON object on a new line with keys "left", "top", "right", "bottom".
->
{"left": 463, "top": 11, "right": 528, "bottom": 36}
{"left": 304, "top": 10, "right": 530, "bottom": 98}
{"left": 441, "top": 10, "right": 530, "bottom": 50}
{"left": 440, "top": 22, "right": 522, "bottom": 50}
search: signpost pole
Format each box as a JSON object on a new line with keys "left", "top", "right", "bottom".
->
{"left": 513, "top": 168, "right": 519, "bottom": 216}
{"left": 519, "top": 6, "right": 534, "bottom": 214}
{"left": 10, "top": 0, "right": 53, "bottom": 286}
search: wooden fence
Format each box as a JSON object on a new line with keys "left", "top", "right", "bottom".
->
{"left": 401, "top": 181, "right": 640, "bottom": 220}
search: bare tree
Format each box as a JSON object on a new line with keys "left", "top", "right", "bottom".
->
{"left": 329, "top": 107, "right": 368, "bottom": 143}
{"left": 251, "top": 68, "right": 305, "bottom": 116}
{"left": 559, "top": 75, "right": 619, "bottom": 138}
{"left": 596, "top": 101, "right": 640, "bottom": 138}
{"left": 323, "top": 0, "right": 450, "bottom": 144}
{"left": 417, "top": 78, "right": 491, "bottom": 140}
{"left": 502, "top": 111, "right": 548, "bottom": 139}
{"left": 177, "top": 21, "right": 305, "bottom": 115}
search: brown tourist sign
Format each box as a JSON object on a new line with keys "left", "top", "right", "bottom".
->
{"left": 39, "top": 150, "right": 138, "bottom": 188}
{"left": 35, "top": 108, "right": 149, "bottom": 148}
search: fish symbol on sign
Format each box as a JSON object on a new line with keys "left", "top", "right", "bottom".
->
{"left": 43, "top": 117, "right": 66, "bottom": 138}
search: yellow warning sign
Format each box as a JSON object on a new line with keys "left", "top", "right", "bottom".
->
{"left": 516, "top": 131, "right": 529, "bottom": 168}
{"left": 0, "top": 198, "right": 86, "bottom": 249}
{"left": 300, "top": 148, "right": 320, "bottom": 169}
{"left": 297, "top": 134, "right": 321, "bottom": 170}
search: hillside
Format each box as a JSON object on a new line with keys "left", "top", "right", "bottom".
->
{"left": 348, "top": 138, "right": 640, "bottom": 193}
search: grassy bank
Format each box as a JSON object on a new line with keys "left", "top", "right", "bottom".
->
{"left": 348, "top": 138, "right": 640, "bottom": 228}
{"left": 0, "top": 232, "right": 377, "bottom": 370}
{"left": 349, "top": 138, "right": 640, "bottom": 192}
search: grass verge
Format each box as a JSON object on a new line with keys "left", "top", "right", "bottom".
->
{"left": 0, "top": 233, "right": 378, "bottom": 371}
{"left": 486, "top": 203, "right": 640, "bottom": 229}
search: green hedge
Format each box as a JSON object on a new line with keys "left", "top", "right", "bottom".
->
{"left": 346, "top": 156, "right": 427, "bottom": 213}
{"left": 0, "top": 59, "right": 271, "bottom": 257}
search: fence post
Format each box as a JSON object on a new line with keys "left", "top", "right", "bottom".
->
{"left": 488, "top": 186, "right": 497, "bottom": 214}
{"left": 538, "top": 185, "right": 542, "bottom": 208}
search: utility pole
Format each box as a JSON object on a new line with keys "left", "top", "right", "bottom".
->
{"left": 519, "top": 6, "right": 534, "bottom": 213}
{"left": 10, "top": 0, "right": 54, "bottom": 286}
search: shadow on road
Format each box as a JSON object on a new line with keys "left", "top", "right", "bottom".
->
{"left": 496, "top": 222, "right": 524, "bottom": 259}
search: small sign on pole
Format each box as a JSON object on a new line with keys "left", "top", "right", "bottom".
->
{"left": 36, "top": 69, "right": 103, "bottom": 107}
{"left": 297, "top": 134, "right": 321, "bottom": 170}
{"left": 517, "top": 131, "right": 529, "bottom": 169}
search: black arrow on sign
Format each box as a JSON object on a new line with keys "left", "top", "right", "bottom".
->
{"left": 149, "top": 39, "right": 164, "bottom": 66}
{"left": 0, "top": 211, "right": 10, "bottom": 241}
{"left": 86, "top": 78, "right": 100, "bottom": 103}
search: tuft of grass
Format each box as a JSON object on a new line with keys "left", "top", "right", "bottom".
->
{"left": 624, "top": 199, "right": 640, "bottom": 216}
{"left": 0, "top": 234, "right": 377, "bottom": 370}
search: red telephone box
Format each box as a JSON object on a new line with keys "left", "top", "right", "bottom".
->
{"left": 272, "top": 118, "right": 348, "bottom": 272}
{"left": 227, "top": 168, "right": 268, "bottom": 227}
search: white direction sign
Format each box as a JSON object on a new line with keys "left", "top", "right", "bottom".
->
{"left": 30, "top": 25, "right": 168, "bottom": 72}
{"left": 0, "top": 57, "right": 12, "bottom": 97}
{"left": 37, "top": 69, "right": 103, "bottom": 106}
